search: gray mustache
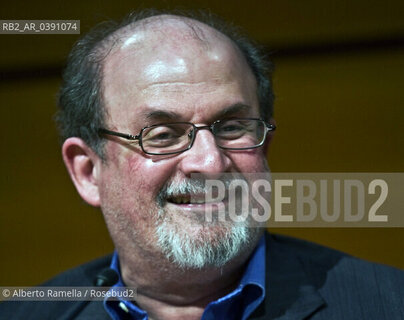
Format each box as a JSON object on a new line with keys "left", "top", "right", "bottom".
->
{"left": 156, "top": 177, "right": 242, "bottom": 206}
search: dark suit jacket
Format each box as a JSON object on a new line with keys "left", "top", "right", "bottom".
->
{"left": 1, "top": 233, "right": 403, "bottom": 319}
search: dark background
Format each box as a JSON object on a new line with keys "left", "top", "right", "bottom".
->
{"left": 1, "top": 0, "right": 403, "bottom": 286}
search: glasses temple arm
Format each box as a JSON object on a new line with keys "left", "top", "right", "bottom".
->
{"left": 265, "top": 123, "right": 276, "bottom": 131}
{"left": 98, "top": 128, "right": 138, "bottom": 140}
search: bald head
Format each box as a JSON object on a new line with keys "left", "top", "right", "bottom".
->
{"left": 111, "top": 14, "right": 216, "bottom": 48}
{"left": 57, "top": 10, "right": 273, "bottom": 156}
{"left": 101, "top": 14, "right": 251, "bottom": 81}
{"left": 103, "top": 16, "right": 262, "bottom": 139}
{"left": 101, "top": 15, "right": 258, "bottom": 118}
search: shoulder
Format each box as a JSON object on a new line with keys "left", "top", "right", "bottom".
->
{"left": 0, "top": 254, "right": 112, "bottom": 320}
{"left": 264, "top": 233, "right": 404, "bottom": 319}
{"left": 267, "top": 232, "right": 404, "bottom": 278}
{"left": 42, "top": 254, "right": 113, "bottom": 286}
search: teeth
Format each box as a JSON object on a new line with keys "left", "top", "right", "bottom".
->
{"left": 171, "top": 196, "right": 189, "bottom": 204}
{"left": 170, "top": 195, "right": 206, "bottom": 204}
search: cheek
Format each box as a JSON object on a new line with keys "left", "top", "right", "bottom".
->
{"left": 98, "top": 160, "right": 162, "bottom": 233}
{"left": 104, "top": 143, "right": 175, "bottom": 200}
{"left": 228, "top": 149, "right": 268, "bottom": 173}
{"left": 126, "top": 156, "right": 177, "bottom": 196}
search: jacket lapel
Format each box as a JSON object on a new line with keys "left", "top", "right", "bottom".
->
{"left": 249, "top": 233, "right": 326, "bottom": 319}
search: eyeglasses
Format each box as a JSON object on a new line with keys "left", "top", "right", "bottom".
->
{"left": 98, "top": 118, "right": 276, "bottom": 155}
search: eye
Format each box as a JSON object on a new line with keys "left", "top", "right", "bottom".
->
{"left": 142, "top": 124, "right": 189, "bottom": 147}
{"left": 151, "top": 131, "right": 178, "bottom": 140}
{"left": 145, "top": 127, "right": 180, "bottom": 140}
{"left": 215, "top": 120, "right": 251, "bottom": 139}
{"left": 221, "top": 124, "right": 244, "bottom": 132}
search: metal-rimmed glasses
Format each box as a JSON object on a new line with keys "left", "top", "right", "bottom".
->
{"left": 98, "top": 118, "right": 276, "bottom": 155}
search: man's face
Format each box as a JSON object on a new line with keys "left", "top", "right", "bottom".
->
{"left": 96, "top": 19, "right": 268, "bottom": 268}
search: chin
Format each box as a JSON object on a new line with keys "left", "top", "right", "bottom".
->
{"left": 155, "top": 208, "right": 261, "bottom": 269}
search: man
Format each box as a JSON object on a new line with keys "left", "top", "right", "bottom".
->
{"left": 1, "top": 9, "right": 403, "bottom": 320}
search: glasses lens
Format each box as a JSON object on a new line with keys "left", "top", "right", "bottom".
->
{"left": 213, "top": 119, "right": 266, "bottom": 149}
{"left": 141, "top": 123, "right": 194, "bottom": 154}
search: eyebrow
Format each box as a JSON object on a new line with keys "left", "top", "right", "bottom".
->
{"left": 145, "top": 110, "right": 179, "bottom": 121}
{"left": 143, "top": 103, "right": 253, "bottom": 123}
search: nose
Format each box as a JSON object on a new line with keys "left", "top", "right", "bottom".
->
{"left": 178, "top": 127, "right": 231, "bottom": 177}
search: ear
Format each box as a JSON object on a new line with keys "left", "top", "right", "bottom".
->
{"left": 263, "top": 118, "right": 276, "bottom": 155}
{"left": 62, "top": 137, "right": 101, "bottom": 207}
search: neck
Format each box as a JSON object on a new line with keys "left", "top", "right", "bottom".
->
{"left": 117, "top": 236, "right": 260, "bottom": 320}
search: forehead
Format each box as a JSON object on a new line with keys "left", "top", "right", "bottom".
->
{"left": 101, "top": 16, "right": 258, "bottom": 127}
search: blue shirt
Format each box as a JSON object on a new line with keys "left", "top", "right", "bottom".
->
{"left": 103, "top": 235, "right": 266, "bottom": 320}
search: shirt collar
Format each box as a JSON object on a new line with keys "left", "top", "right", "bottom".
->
{"left": 240, "top": 233, "right": 266, "bottom": 288}
{"left": 104, "top": 234, "right": 266, "bottom": 320}
{"left": 202, "top": 234, "right": 266, "bottom": 320}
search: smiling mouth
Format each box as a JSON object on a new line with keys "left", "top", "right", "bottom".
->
{"left": 167, "top": 194, "right": 224, "bottom": 205}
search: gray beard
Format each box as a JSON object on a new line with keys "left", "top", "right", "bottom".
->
{"left": 154, "top": 177, "right": 263, "bottom": 269}
{"left": 155, "top": 210, "right": 260, "bottom": 269}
